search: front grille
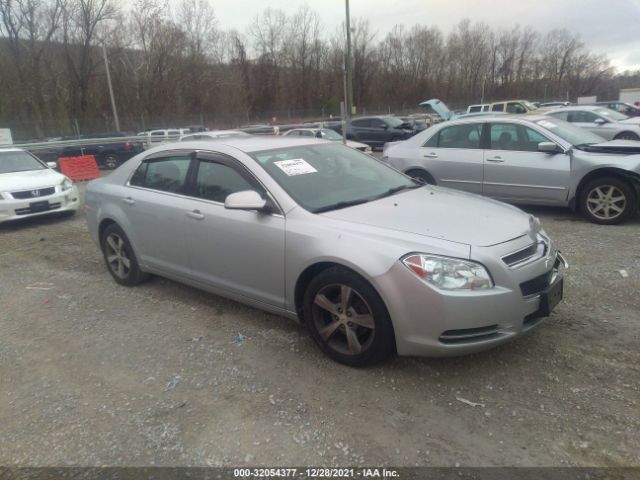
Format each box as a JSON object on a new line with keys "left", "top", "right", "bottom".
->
{"left": 502, "top": 241, "right": 546, "bottom": 268}
{"left": 15, "top": 202, "right": 61, "bottom": 216}
{"left": 520, "top": 270, "right": 553, "bottom": 296}
{"left": 11, "top": 187, "right": 56, "bottom": 199}
{"left": 439, "top": 324, "right": 501, "bottom": 345}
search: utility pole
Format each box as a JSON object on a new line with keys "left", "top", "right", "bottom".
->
{"left": 102, "top": 42, "right": 120, "bottom": 132}
{"left": 345, "top": 0, "right": 353, "bottom": 119}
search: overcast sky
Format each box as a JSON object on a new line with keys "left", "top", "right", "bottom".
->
{"left": 206, "top": 0, "right": 640, "bottom": 72}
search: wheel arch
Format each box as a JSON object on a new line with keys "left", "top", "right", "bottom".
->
{"left": 574, "top": 167, "right": 640, "bottom": 206}
{"left": 98, "top": 218, "right": 118, "bottom": 244}
{"left": 614, "top": 131, "right": 639, "bottom": 140}
{"left": 404, "top": 167, "right": 437, "bottom": 185}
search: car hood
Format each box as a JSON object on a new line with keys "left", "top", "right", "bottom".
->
{"left": 321, "top": 186, "right": 533, "bottom": 247}
{"left": 0, "top": 168, "right": 63, "bottom": 192}
{"left": 577, "top": 140, "right": 640, "bottom": 154}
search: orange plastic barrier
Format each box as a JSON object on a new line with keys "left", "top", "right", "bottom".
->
{"left": 58, "top": 155, "right": 101, "bottom": 181}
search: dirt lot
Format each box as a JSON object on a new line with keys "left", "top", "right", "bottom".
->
{"left": 0, "top": 183, "right": 639, "bottom": 468}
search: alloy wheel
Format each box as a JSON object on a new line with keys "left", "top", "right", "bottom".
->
{"left": 105, "top": 156, "right": 118, "bottom": 169}
{"left": 312, "top": 284, "right": 375, "bottom": 356}
{"left": 105, "top": 233, "right": 131, "bottom": 279}
{"left": 586, "top": 185, "right": 627, "bottom": 221}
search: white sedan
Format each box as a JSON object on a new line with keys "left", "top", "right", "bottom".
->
{"left": 283, "top": 128, "right": 372, "bottom": 153}
{"left": 0, "top": 148, "right": 80, "bottom": 223}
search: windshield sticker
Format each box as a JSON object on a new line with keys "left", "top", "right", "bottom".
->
{"left": 273, "top": 159, "right": 318, "bottom": 176}
{"left": 537, "top": 120, "right": 557, "bottom": 129}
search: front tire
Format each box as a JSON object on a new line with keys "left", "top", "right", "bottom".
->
{"left": 406, "top": 169, "right": 435, "bottom": 185}
{"left": 579, "top": 176, "right": 637, "bottom": 225}
{"left": 303, "top": 267, "right": 395, "bottom": 367}
{"left": 100, "top": 223, "right": 149, "bottom": 286}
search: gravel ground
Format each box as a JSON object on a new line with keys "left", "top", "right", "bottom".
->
{"left": 0, "top": 182, "right": 639, "bottom": 467}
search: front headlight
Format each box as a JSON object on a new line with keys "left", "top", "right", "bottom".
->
{"left": 402, "top": 254, "right": 494, "bottom": 290}
{"left": 61, "top": 177, "right": 73, "bottom": 191}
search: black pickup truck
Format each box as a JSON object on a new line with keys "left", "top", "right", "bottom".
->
{"left": 32, "top": 132, "right": 144, "bottom": 169}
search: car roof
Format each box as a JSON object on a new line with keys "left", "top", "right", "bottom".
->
{"left": 548, "top": 105, "right": 601, "bottom": 112}
{"left": 173, "top": 136, "right": 327, "bottom": 153}
{"left": 0, "top": 147, "right": 24, "bottom": 153}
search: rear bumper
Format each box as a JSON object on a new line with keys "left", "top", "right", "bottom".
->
{"left": 0, "top": 186, "right": 80, "bottom": 223}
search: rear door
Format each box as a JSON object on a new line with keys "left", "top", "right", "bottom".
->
{"left": 183, "top": 152, "right": 286, "bottom": 307}
{"left": 124, "top": 151, "right": 195, "bottom": 276}
{"left": 418, "top": 122, "right": 484, "bottom": 194}
{"left": 482, "top": 122, "right": 570, "bottom": 204}
{"left": 349, "top": 118, "right": 370, "bottom": 142}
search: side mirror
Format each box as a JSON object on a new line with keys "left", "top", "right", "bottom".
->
{"left": 47, "top": 161, "right": 58, "bottom": 169}
{"left": 538, "top": 142, "right": 561, "bottom": 153}
{"left": 224, "top": 190, "right": 267, "bottom": 211}
{"left": 594, "top": 118, "right": 607, "bottom": 125}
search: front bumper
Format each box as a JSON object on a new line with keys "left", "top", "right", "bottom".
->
{"left": 0, "top": 186, "right": 80, "bottom": 223}
{"left": 373, "top": 240, "right": 567, "bottom": 357}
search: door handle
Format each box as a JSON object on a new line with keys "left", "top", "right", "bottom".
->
{"left": 486, "top": 156, "right": 504, "bottom": 163}
{"left": 122, "top": 197, "right": 135, "bottom": 205}
{"left": 186, "top": 209, "right": 205, "bottom": 220}
{"left": 423, "top": 153, "right": 438, "bottom": 158}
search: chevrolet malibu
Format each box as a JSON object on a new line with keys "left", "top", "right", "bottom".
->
{"left": 0, "top": 148, "right": 79, "bottom": 223}
{"left": 85, "top": 138, "right": 567, "bottom": 366}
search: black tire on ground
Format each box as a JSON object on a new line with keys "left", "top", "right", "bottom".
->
{"left": 579, "top": 176, "right": 637, "bottom": 225}
{"left": 103, "top": 154, "right": 118, "bottom": 169}
{"left": 406, "top": 169, "right": 435, "bottom": 185}
{"left": 100, "top": 223, "right": 149, "bottom": 286}
{"left": 614, "top": 132, "right": 639, "bottom": 141}
{"left": 303, "top": 266, "right": 396, "bottom": 367}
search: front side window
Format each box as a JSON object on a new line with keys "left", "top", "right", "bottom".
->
{"left": 568, "top": 111, "right": 600, "bottom": 123}
{"left": 436, "top": 124, "right": 482, "bottom": 149}
{"left": 491, "top": 104, "right": 503, "bottom": 112}
{"left": 370, "top": 119, "right": 387, "bottom": 129}
{"left": 351, "top": 119, "right": 370, "bottom": 128}
{"left": 489, "top": 123, "right": 550, "bottom": 152}
{"left": 250, "top": 143, "right": 417, "bottom": 213}
{"left": 194, "top": 160, "right": 257, "bottom": 203}
{"left": 548, "top": 111, "right": 569, "bottom": 121}
{"left": 130, "top": 155, "right": 191, "bottom": 193}
{"left": 506, "top": 102, "right": 527, "bottom": 114}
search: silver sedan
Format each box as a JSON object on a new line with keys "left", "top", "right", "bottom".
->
{"left": 384, "top": 115, "right": 640, "bottom": 224}
{"left": 86, "top": 137, "right": 566, "bottom": 366}
{"left": 545, "top": 105, "right": 640, "bottom": 141}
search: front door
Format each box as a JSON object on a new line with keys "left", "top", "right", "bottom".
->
{"left": 184, "top": 152, "right": 286, "bottom": 308}
{"left": 482, "top": 122, "right": 570, "bottom": 204}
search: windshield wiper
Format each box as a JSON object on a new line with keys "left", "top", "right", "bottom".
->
{"left": 314, "top": 198, "right": 372, "bottom": 213}
{"left": 374, "top": 183, "right": 422, "bottom": 200}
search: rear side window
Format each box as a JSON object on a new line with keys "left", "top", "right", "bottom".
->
{"left": 468, "top": 106, "right": 481, "bottom": 113}
{"left": 491, "top": 104, "right": 503, "bottom": 112}
{"left": 548, "top": 111, "right": 569, "bottom": 121}
{"left": 433, "top": 124, "right": 482, "bottom": 149}
{"left": 568, "top": 111, "right": 600, "bottom": 123}
{"left": 130, "top": 155, "right": 191, "bottom": 193}
{"left": 194, "top": 160, "right": 258, "bottom": 203}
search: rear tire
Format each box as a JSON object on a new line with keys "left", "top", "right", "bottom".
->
{"left": 579, "top": 176, "right": 637, "bottom": 225}
{"left": 104, "top": 154, "right": 118, "bottom": 169}
{"left": 303, "top": 267, "right": 395, "bottom": 367}
{"left": 100, "top": 223, "right": 149, "bottom": 286}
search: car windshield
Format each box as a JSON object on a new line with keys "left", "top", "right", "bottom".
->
{"left": 535, "top": 118, "right": 605, "bottom": 146}
{"left": 595, "top": 108, "right": 628, "bottom": 121}
{"left": 321, "top": 129, "right": 343, "bottom": 141}
{"left": 522, "top": 101, "right": 538, "bottom": 111}
{"left": 0, "top": 151, "right": 46, "bottom": 174}
{"left": 250, "top": 143, "right": 419, "bottom": 213}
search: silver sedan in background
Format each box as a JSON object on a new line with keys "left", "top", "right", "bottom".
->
{"left": 383, "top": 115, "right": 640, "bottom": 224}
{"left": 545, "top": 105, "right": 640, "bottom": 141}
{"left": 86, "top": 137, "right": 566, "bottom": 366}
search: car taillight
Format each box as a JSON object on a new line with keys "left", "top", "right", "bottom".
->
{"left": 124, "top": 142, "right": 130, "bottom": 151}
